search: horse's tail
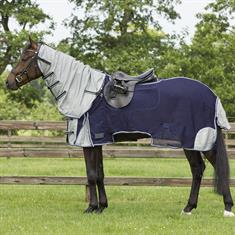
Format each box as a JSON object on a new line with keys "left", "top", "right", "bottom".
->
{"left": 214, "top": 127, "right": 230, "bottom": 195}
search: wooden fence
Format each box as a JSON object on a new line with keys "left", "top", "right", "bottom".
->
{"left": 0, "top": 120, "right": 235, "bottom": 188}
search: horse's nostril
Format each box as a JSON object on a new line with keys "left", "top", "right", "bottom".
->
{"left": 5, "top": 80, "right": 10, "bottom": 89}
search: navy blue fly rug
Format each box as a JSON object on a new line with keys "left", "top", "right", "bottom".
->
{"left": 67, "top": 76, "right": 230, "bottom": 151}
{"left": 37, "top": 44, "right": 230, "bottom": 151}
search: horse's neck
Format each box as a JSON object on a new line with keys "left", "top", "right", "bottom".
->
{"left": 38, "top": 44, "right": 80, "bottom": 82}
{"left": 37, "top": 44, "right": 106, "bottom": 118}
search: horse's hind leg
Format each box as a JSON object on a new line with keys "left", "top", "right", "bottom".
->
{"left": 83, "top": 147, "right": 99, "bottom": 213}
{"left": 96, "top": 146, "right": 108, "bottom": 213}
{"left": 203, "top": 149, "right": 234, "bottom": 215}
{"left": 182, "top": 149, "right": 205, "bottom": 215}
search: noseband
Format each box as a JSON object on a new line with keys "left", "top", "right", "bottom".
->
{"left": 10, "top": 44, "right": 50, "bottom": 87}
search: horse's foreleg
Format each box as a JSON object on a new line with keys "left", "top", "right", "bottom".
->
{"left": 182, "top": 149, "right": 205, "bottom": 215}
{"left": 83, "top": 147, "right": 99, "bottom": 213}
{"left": 96, "top": 146, "right": 108, "bottom": 213}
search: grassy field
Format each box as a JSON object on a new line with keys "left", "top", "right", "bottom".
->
{"left": 1, "top": 157, "right": 235, "bottom": 235}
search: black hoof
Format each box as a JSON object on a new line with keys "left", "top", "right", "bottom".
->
{"left": 95, "top": 205, "right": 107, "bottom": 214}
{"left": 83, "top": 205, "right": 98, "bottom": 214}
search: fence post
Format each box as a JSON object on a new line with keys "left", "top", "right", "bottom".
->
{"left": 7, "top": 129, "right": 12, "bottom": 148}
{"left": 225, "top": 132, "right": 229, "bottom": 151}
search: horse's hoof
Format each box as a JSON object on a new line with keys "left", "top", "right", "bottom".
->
{"left": 181, "top": 210, "right": 192, "bottom": 216}
{"left": 224, "top": 210, "right": 235, "bottom": 217}
{"left": 95, "top": 206, "right": 107, "bottom": 214}
{"left": 83, "top": 206, "right": 98, "bottom": 214}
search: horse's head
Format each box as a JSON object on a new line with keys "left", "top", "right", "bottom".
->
{"left": 6, "top": 37, "right": 42, "bottom": 90}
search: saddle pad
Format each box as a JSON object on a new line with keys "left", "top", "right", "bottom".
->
{"left": 67, "top": 77, "right": 230, "bottom": 151}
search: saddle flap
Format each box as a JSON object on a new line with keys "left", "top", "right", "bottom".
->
{"left": 103, "top": 80, "right": 135, "bottom": 108}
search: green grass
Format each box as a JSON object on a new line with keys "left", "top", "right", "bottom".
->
{"left": 1, "top": 157, "right": 235, "bottom": 235}
{"left": 0, "top": 157, "right": 221, "bottom": 177}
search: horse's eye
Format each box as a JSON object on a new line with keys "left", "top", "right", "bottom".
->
{"left": 21, "top": 54, "right": 30, "bottom": 61}
{"left": 21, "top": 50, "right": 35, "bottom": 61}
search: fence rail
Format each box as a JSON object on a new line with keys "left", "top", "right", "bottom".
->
{"left": 0, "top": 176, "right": 233, "bottom": 187}
{"left": 0, "top": 120, "right": 235, "bottom": 189}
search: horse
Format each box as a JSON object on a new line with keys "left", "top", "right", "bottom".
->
{"left": 6, "top": 38, "right": 234, "bottom": 217}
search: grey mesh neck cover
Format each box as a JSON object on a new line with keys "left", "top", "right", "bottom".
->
{"left": 37, "top": 44, "right": 105, "bottom": 118}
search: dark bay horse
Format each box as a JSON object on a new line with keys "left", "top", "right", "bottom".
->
{"left": 6, "top": 38, "right": 234, "bottom": 217}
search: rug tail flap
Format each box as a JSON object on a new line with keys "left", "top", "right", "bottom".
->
{"left": 216, "top": 98, "right": 231, "bottom": 130}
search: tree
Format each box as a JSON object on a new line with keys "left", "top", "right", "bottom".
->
{"left": 0, "top": 0, "right": 55, "bottom": 109}
{"left": 63, "top": 0, "right": 181, "bottom": 74}
{"left": 0, "top": 72, "right": 62, "bottom": 121}
{"left": 182, "top": 0, "right": 235, "bottom": 116}
{"left": 0, "top": 0, "right": 54, "bottom": 74}
{"left": 207, "top": 0, "right": 235, "bottom": 17}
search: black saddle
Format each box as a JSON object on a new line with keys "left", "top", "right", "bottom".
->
{"left": 104, "top": 68, "right": 156, "bottom": 108}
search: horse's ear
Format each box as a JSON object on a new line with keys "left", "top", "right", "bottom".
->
{"left": 28, "top": 35, "right": 37, "bottom": 50}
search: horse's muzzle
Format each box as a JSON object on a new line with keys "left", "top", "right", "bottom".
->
{"left": 6, "top": 75, "right": 18, "bottom": 90}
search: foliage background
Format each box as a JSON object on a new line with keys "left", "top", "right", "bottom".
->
{"left": 0, "top": 0, "right": 234, "bottom": 120}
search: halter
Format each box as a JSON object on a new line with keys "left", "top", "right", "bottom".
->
{"left": 10, "top": 44, "right": 51, "bottom": 87}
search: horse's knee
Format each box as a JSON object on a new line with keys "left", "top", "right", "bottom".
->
{"left": 87, "top": 171, "right": 97, "bottom": 185}
{"left": 96, "top": 162, "right": 104, "bottom": 183}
